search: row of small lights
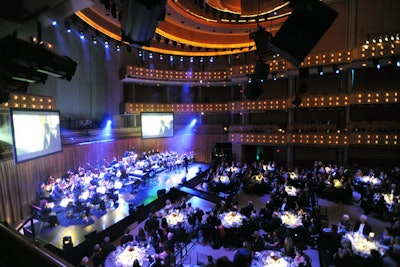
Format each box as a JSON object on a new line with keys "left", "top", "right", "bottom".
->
{"left": 127, "top": 67, "right": 227, "bottom": 80}
{"left": 364, "top": 33, "right": 400, "bottom": 45}
{"left": 125, "top": 103, "right": 229, "bottom": 113}
{"left": 356, "top": 91, "right": 398, "bottom": 104}
{"left": 124, "top": 90, "right": 398, "bottom": 113}
{"left": 229, "top": 133, "right": 398, "bottom": 146}
{"left": 0, "top": 93, "right": 54, "bottom": 110}
{"left": 126, "top": 41, "right": 398, "bottom": 82}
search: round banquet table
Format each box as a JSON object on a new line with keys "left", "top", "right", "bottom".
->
{"left": 219, "top": 211, "right": 247, "bottom": 228}
{"left": 279, "top": 212, "right": 303, "bottom": 229}
{"left": 105, "top": 242, "right": 155, "bottom": 267}
{"left": 251, "top": 250, "right": 294, "bottom": 267}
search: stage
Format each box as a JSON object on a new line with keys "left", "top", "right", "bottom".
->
{"left": 26, "top": 162, "right": 210, "bottom": 255}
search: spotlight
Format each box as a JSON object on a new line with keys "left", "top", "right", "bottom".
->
{"left": 149, "top": 52, "right": 153, "bottom": 59}
{"left": 180, "top": 56, "right": 184, "bottom": 62}
{"left": 373, "top": 59, "right": 380, "bottom": 69}
{"left": 65, "top": 22, "right": 71, "bottom": 33}
{"left": 138, "top": 50, "right": 143, "bottom": 57}
{"left": 79, "top": 30, "right": 84, "bottom": 39}
{"left": 52, "top": 21, "right": 57, "bottom": 26}
{"left": 272, "top": 72, "right": 277, "bottom": 81}
{"left": 159, "top": 54, "right": 163, "bottom": 60}
{"left": 91, "top": 36, "right": 97, "bottom": 44}
{"left": 332, "top": 65, "right": 339, "bottom": 74}
{"left": 190, "top": 57, "right": 193, "bottom": 63}
{"left": 318, "top": 66, "right": 324, "bottom": 75}
{"left": 116, "top": 43, "right": 121, "bottom": 51}
{"left": 200, "top": 57, "right": 203, "bottom": 63}
{"left": 392, "top": 57, "right": 400, "bottom": 67}
{"left": 210, "top": 57, "right": 214, "bottom": 63}
{"left": 104, "top": 41, "right": 109, "bottom": 49}
{"left": 169, "top": 55, "right": 174, "bottom": 62}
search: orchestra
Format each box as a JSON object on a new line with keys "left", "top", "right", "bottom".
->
{"left": 35, "top": 149, "right": 196, "bottom": 222}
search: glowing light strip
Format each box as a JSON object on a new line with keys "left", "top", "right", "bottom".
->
{"left": 155, "top": 28, "right": 254, "bottom": 49}
{"left": 76, "top": 11, "right": 122, "bottom": 41}
{"left": 76, "top": 11, "right": 256, "bottom": 56}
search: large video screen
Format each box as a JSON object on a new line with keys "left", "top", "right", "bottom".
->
{"left": 141, "top": 112, "right": 174, "bottom": 139}
{"left": 9, "top": 108, "right": 62, "bottom": 164}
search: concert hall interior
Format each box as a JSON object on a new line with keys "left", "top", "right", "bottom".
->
{"left": 1, "top": 1, "right": 400, "bottom": 267}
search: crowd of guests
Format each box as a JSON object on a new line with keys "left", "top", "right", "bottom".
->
{"left": 56, "top": 150, "right": 400, "bottom": 267}
{"left": 320, "top": 212, "right": 400, "bottom": 266}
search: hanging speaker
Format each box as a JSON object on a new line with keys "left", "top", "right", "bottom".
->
{"left": 120, "top": 0, "right": 167, "bottom": 47}
{"left": 244, "top": 78, "right": 263, "bottom": 101}
{"left": 292, "top": 96, "right": 303, "bottom": 107}
{"left": 270, "top": 0, "right": 338, "bottom": 67}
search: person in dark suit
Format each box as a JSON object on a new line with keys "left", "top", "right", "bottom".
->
{"left": 353, "top": 214, "right": 372, "bottom": 236}
{"left": 279, "top": 197, "right": 291, "bottom": 212}
{"left": 100, "top": 236, "right": 115, "bottom": 258}
{"left": 120, "top": 228, "right": 134, "bottom": 246}
{"left": 322, "top": 224, "right": 343, "bottom": 258}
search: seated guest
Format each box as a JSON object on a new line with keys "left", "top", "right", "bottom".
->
{"left": 333, "top": 239, "right": 354, "bottom": 267}
{"left": 240, "top": 200, "right": 254, "bottom": 218}
{"left": 293, "top": 249, "right": 307, "bottom": 267}
{"left": 322, "top": 224, "right": 342, "bottom": 258}
{"left": 282, "top": 236, "right": 295, "bottom": 258}
{"left": 353, "top": 214, "right": 372, "bottom": 236}
{"left": 215, "top": 200, "right": 229, "bottom": 215}
{"left": 162, "top": 232, "right": 175, "bottom": 253}
{"left": 120, "top": 228, "right": 134, "bottom": 246}
{"left": 164, "top": 199, "right": 173, "bottom": 213}
{"left": 233, "top": 241, "right": 252, "bottom": 266}
{"left": 101, "top": 236, "right": 115, "bottom": 258}
{"left": 77, "top": 256, "right": 90, "bottom": 267}
{"left": 204, "top": 255, "right": 217, "bottom": 267}
{"left": 264, "top": 229, "right": 281, "bottom": 250}
{"left": 279, "top": 197, "right": 291, "bottom": 212}
{"left": 379, "top": 227, "right": 394, "bottom": 247}
{"left": 251, "top": 231, "right": 265, "bottom": 252}
{"left": 135, "top": 227, "right": 147, "bottom": 242}
{"left": 91, "top": 244, "right": 104, "bottom": 267}
{"left": 185, "top": 202, "right": 194, "bottom": 214}
{"left": 176, "top": 197, "right": 186, "bottom": 210}
{"left": 265, "top": 212, "right": 282, "bottom": 233}
{"left": 132, "top": 259, "right": 141, "bottom": 267}
{"left": 337, "top": 214, "right": 351, "bottom": 232}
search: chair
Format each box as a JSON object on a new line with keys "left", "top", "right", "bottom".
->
{"left": 318, "top": 205, "right": 328, "bottom": 220}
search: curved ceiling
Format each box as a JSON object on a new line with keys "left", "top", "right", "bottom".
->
{"left": 76, "top": 0, "right": 293, "bottom": 57}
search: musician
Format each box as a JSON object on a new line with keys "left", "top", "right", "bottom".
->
{"left": 40, "top": 175, "right": 56, "bottom": 201}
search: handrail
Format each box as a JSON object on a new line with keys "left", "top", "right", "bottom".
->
{"left": 0, "top": 223, "right": 74, "bottom": 267}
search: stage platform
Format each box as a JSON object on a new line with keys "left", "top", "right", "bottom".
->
{"left": 23, "top": 162, "right": 210, "bottom": 265}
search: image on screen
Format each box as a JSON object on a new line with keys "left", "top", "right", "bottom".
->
{"left": 9, "top": 108, "right": 62, "bottom": 164}
{"left": 141, "top": 112, "right": 174, "bottom": 139}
